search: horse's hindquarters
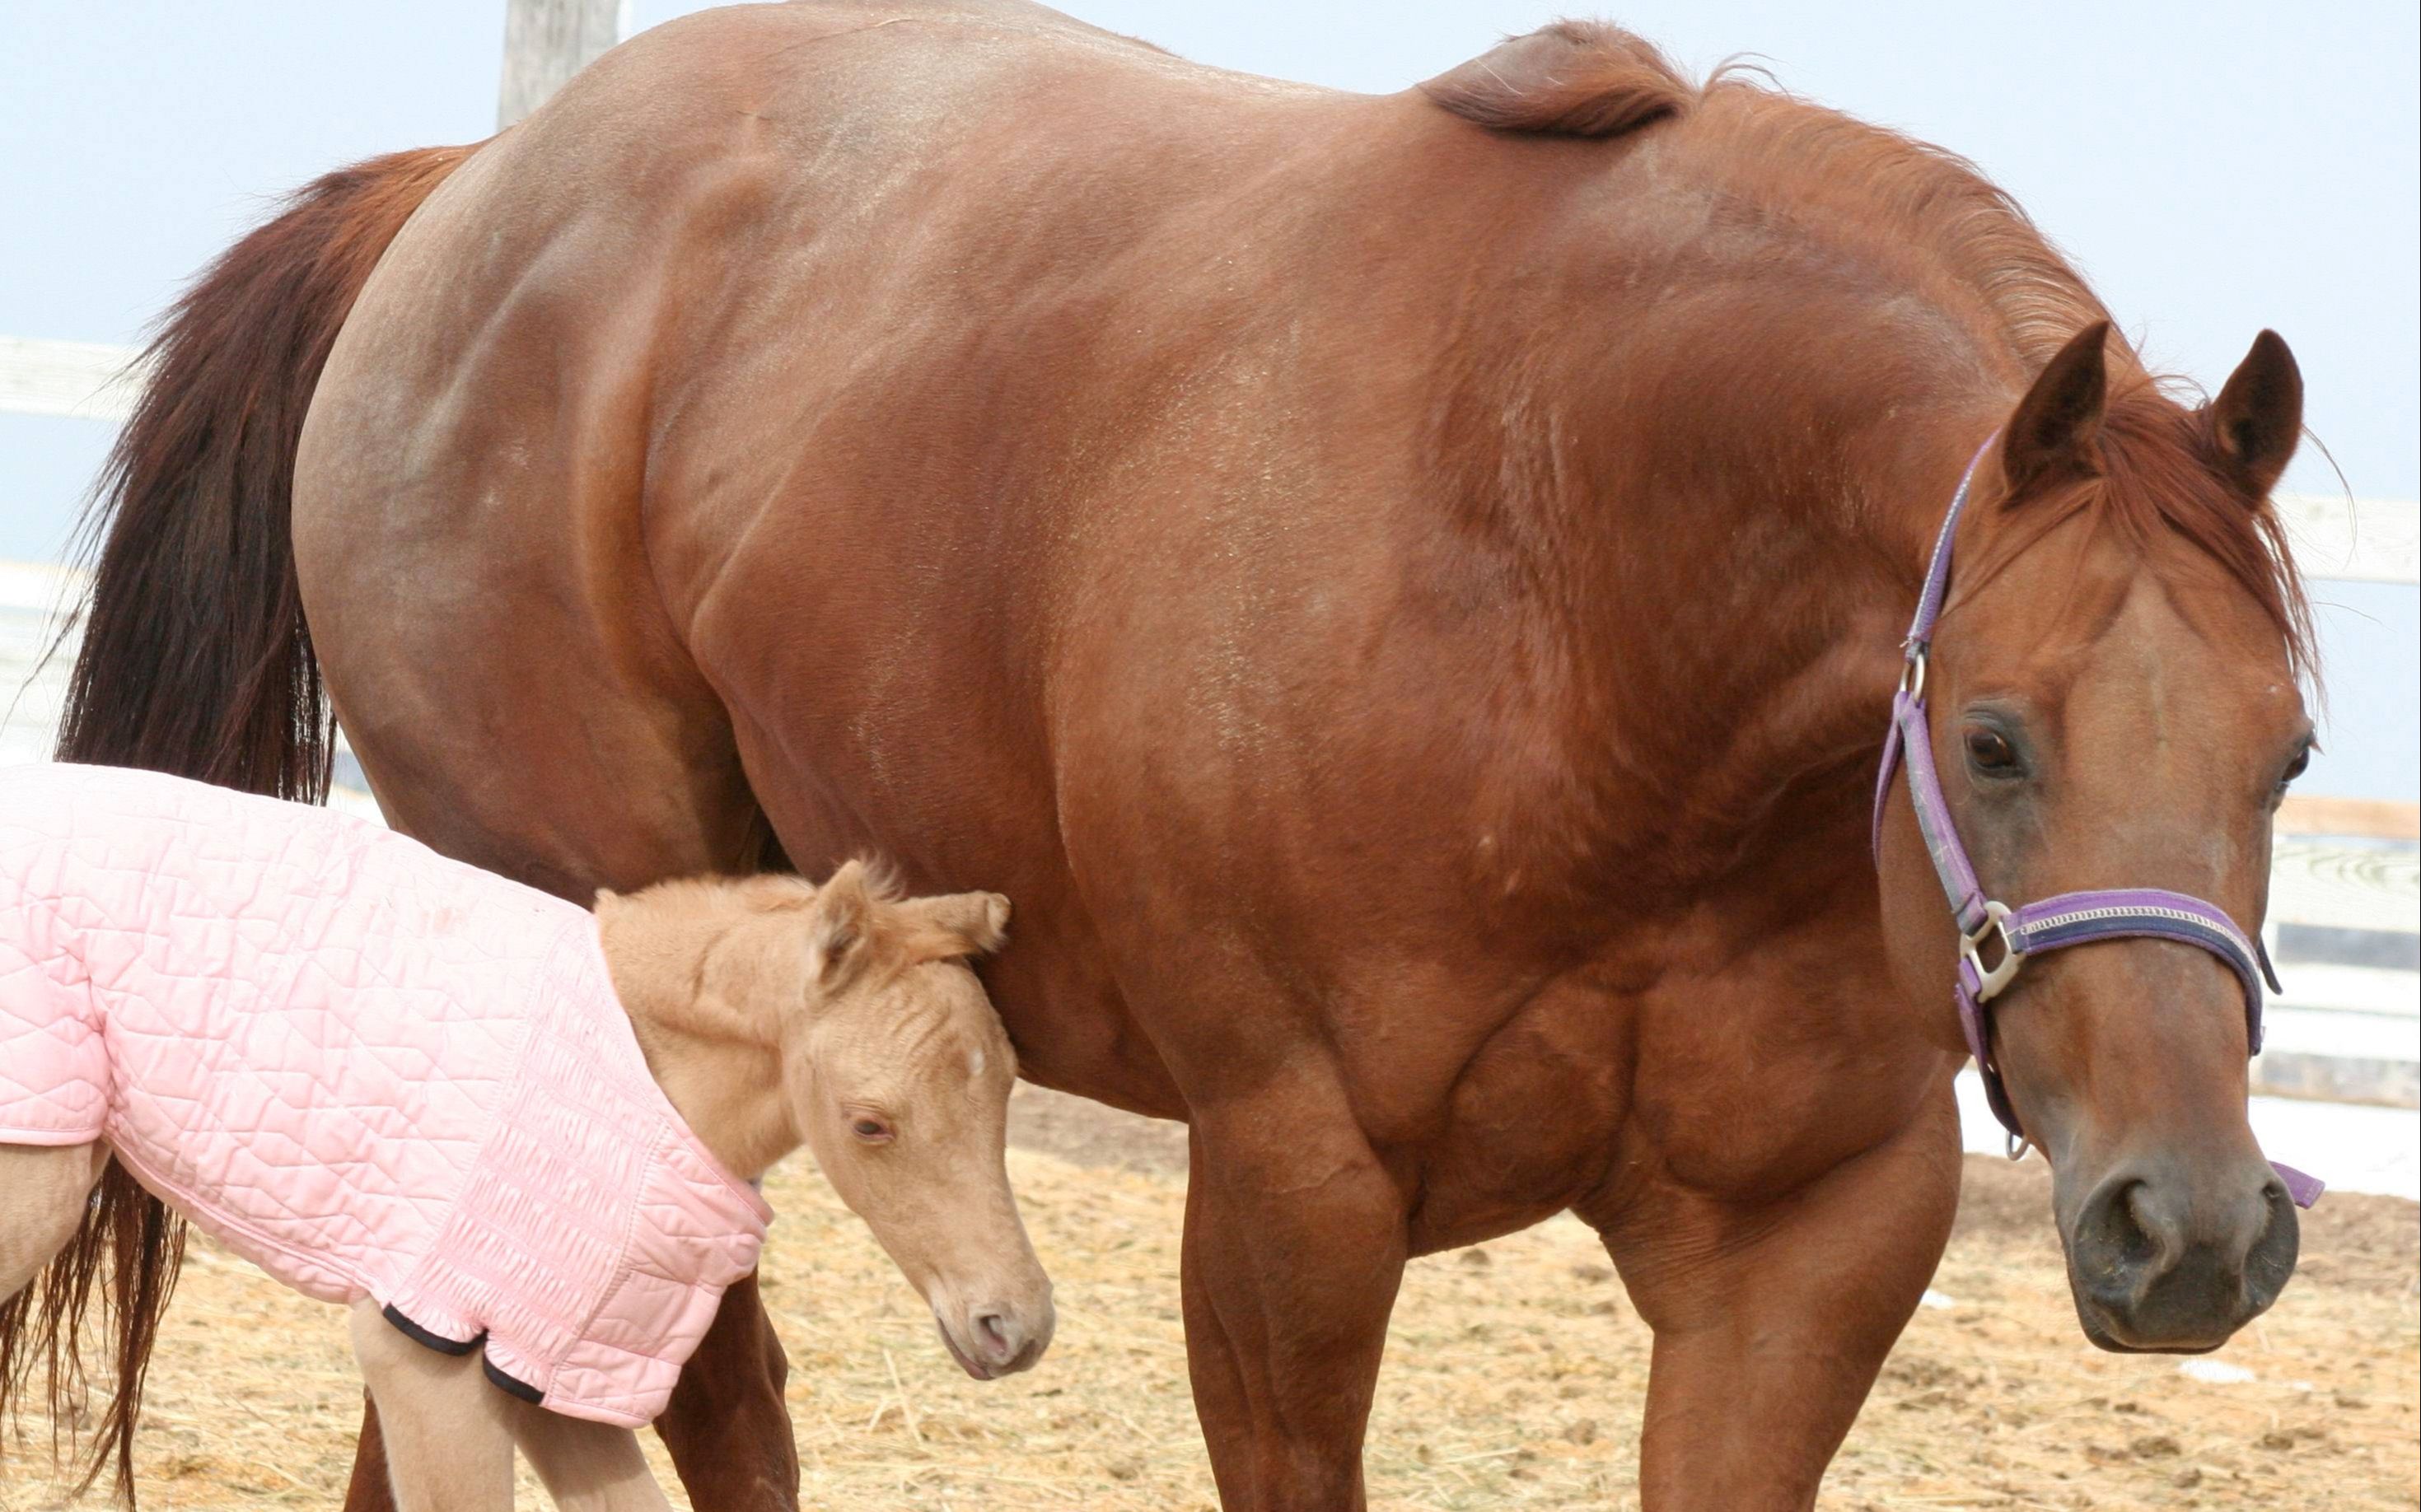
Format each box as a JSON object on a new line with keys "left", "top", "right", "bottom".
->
{"left": 294, "top": 134, "right": 764, "bottom": 898}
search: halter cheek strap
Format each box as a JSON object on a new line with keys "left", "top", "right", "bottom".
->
{"left": 1872, "top": 439, "right": 2321, "bottom": 1209}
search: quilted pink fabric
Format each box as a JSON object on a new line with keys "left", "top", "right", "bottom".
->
{"left": 0, "top": 763, "right": 769, "bottom": 1426}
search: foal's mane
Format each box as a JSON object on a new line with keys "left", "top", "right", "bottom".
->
{"left": 1425, "top": 21, "right": 2313, "bottom": 673}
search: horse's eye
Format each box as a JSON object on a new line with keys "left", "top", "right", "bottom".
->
{"left": 2278, "top": 745, "right": 2311, "bottom": 790}
{"left": 847, "top": 1114, "right": 894, "bottom": 1144}
{"left": 1965, "top": 728, "right": 2019, "bottom": 774}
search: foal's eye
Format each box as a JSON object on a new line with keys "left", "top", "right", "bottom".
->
{"left": 847, "top": 1114, "right": 894, "bottom": 1144}
{"left": 1964, "top": 728, "right": 2019, "bottom": 775}
{"left": 2278, "top": 745, "right": 2311, "bottom": 791}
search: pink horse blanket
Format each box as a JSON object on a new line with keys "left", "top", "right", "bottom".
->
{"left": 0, "top": 763, "right": 769, "bottom": 1426}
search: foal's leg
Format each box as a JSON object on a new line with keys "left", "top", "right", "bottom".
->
{"left": 348, "top": 1300, "right": 514, "bottom": 1512}
{"left": 0, "top": 1143, "right": 109, "bottom": 1299}
{"left": 326, "top": 733, "right": 797, "bottom": 1512}
{"left": 507, "top": 1403, "right": 670, "bottom": 1511}
{"left": 1180, "top": 1062, "right": 1410, "bottom": 1512}
{"left": 1596, "top": 1081, "right": 1961, "bottom": 1511}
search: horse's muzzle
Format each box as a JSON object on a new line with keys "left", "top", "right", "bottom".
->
{"left": 2063, "top": 1159, "right": 2298, "bottom": 1352}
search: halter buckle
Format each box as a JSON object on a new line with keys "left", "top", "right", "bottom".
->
{"left": 1961, "top": 899, "right": 2023, "bottom": 1002}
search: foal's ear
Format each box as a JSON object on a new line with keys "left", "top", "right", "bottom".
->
{"left": 592, "top": 888, "right": 622, "bottom": 918}
{"left": 805, "top": 862, "right": 876, "bottom": 986}
{"left": 909, "top": 891, "right": 1012, "bottom": 958}
{"left": 2207, "top": 329, "right": 2302, "bottom": 500}
{"left": 2001, "top": 321, "right": 2111, "bottom": 501}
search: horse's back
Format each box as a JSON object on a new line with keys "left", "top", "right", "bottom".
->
{"left": 295, "top": 0, "right": 1379, "bottom": 1104}
{"left": 300, "top": 0, "right": 1372, "bottom": 616}
{"left": 292, "top": 1, "right": 1638, "bottom": 1109}
{"left": 295, "top": 0, "right": 1405, "bottom": 873}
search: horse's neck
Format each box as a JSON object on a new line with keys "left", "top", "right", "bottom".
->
{"left": 608, "top": 943, "right": 797, "bottom": 1181}
{"left": 1521, "top": 396, "right": 2002, "bottom": 908}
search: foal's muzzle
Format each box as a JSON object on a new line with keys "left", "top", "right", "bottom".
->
{"left": 934, "top": 1293, "right": 1055, "bottom": 1380}
{"left": 2063, "top": 1158, "right": 2298, "bottom": 1352}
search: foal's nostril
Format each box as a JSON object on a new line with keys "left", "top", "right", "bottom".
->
{"left": 974, "top": 1310, "right": 1014, "bottom": 1362}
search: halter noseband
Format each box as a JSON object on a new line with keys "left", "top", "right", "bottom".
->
{"left": 1872, "top": 438, "right": 2321, "bottom": 1208}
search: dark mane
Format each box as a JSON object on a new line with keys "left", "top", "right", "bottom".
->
{"left": 1691, "top": 71, "right": 2113, "bottom": 371}
{"left": 1425, "top": 22, "right": 2109, "bottom": 368}
{"left": 1678, "top": 69, "right": 2313, "bottom": 672}
{"left": 1954, "top": 376, "right": 2316, "bottom": 682}
{"left": 1426, "top": 22, "right": 2310, "bottom": 674}
{"left": 2042, "top": 382, "right": 2317, "bottom": 678}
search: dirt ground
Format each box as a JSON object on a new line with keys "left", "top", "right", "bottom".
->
{"left": 4, "top": 1086, "right": 2414, "bottom": 1510}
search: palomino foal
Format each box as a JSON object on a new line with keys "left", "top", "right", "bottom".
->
{"left": 0, "top": 763, "right": 1048, "bottom": 1510}
{"left": 350, "top": 865, "right": 1054, "bottom": 1511}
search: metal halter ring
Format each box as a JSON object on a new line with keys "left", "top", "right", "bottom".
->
{"left": 1897, "top": 642, "right": 1928, "bottom": 701}
{"left": 1961, "top": 899, "right": 2024, "bottom": 1002}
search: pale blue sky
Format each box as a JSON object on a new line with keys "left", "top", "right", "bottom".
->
{"left": 2, "top": 2, "right": 2413, "bottom": 796}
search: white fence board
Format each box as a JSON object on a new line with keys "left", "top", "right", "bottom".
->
{"left": 5, "top": 334, "right": 2419, "bottom": 586}
{"left": 498, "top": 0, "right": 627, "bottom": 128}
{"left": 7, "top": 564, "right": 2412, "bottom": 1109}
{"left": 2269, "top": 837, "right": 2419, "bottom": 937}
{"left": 0, "top": 336, "right": 149, "bottom": 422}
{"left": 2276, "top": 494, "right": 2420, "bottom": 586}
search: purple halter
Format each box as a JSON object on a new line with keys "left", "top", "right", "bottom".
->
{"left": 1873, "top": 440, "right": 2322, "bottom": 1208}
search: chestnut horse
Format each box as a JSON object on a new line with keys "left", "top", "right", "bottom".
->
{"left": 58, "top": 7, "right": 2315, "bottom": 1508}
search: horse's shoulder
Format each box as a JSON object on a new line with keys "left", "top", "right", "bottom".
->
{"left": 1421, "top": 21, "right": 1695, "bottom": 139}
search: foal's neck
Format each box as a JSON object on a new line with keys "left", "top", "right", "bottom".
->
{"left": 598, "top": 925, "right": 801, "bottom": 1183}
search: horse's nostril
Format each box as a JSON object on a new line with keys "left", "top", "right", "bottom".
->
{"left": 2118, "top": 1185, "right": 2166, "bottom": 1265}
{"left": 2078, "top": 1177, "right": 2159, "bottom": 1277}
{"left": 2068, "top": 1164, "right": 2301, "bottom": 1350}
{"left": 2241, "top": 1181, "right": 2301, "bottom": 1309}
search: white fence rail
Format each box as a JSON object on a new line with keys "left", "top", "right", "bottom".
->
{"left": 8, "top": 558, "right": 2411, "bottom": 1107}
{"left": 0, "top": 335, "right": 149, "bottom": 422}
{"left": 6, "top": 336, "right": 2415, "bottom": 582}
{"left": 2278, "top": 493, "right": 2421, "bottom": 586}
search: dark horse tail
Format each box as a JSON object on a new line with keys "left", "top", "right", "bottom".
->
{"left": 7, "top": 143, "right": 473, "bottom": 1502}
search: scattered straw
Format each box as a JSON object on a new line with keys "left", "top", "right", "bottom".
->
{"left": 2, "top": 1094, "right": 2411, "bottom": 1510}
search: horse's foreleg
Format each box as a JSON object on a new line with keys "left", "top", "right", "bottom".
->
{"left": 340, "top": 1392, "right": 394, "bottom": 1512}
{"left": 1180, "top": 1076, "right": 1409, "bottom": 1512}
{"left": 0, "top": 1142, "right": 108, "bottom": 1300}
{"left": 1596, "top": 1078, "right": 1961, "bottom": 1511}
{"left": 652, "top": 1271, "right": 797, "bottom": 1510}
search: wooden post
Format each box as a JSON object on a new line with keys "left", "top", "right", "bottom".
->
{"left": 497, "top": 0, "right": 626, "bottom": 129}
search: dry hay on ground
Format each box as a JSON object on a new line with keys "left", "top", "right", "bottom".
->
{"left": 3, "top": 1087, "right": 2414, "bottom": 1510}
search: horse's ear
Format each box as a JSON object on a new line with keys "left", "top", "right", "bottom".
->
{"left": 2001, "top": 321, "right": 2111, "bottom": 501}
{"left": 2207, "top": 329, "right": 2302, "bottom": 500}
{"left": 806, "top": 862, "right": 875, "bottom": 986}
{"left": 909, "top": 891, "right": 1012, "bottom": 957}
